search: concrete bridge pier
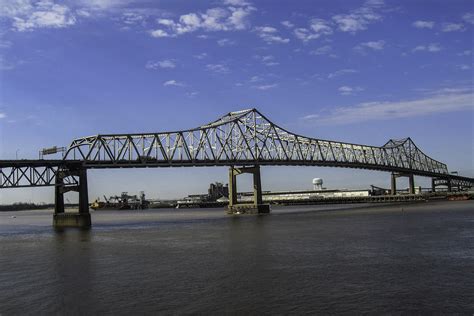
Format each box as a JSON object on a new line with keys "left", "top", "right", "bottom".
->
{"left": 391, "top": 172, "right": 415, "bottom": 195}
{"left": 53, "top": 167, "right": 91, "bottom": 228}
{"left": 226, "top": 165, "right": 270, "bottom": 215}
{"left": 391, "top": 173, "right": 397, "bottom": 195}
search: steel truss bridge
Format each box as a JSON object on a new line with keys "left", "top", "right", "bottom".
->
{"left": 1, "top": 109, "right": 473, "bottom": 226}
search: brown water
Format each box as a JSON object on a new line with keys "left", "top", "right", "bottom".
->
{"left": 1, "top": 201, "right": 473, "bottom": 314}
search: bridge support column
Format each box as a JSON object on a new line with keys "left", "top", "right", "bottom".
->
{"left": 391, "top": 173, "right": 397, "bottom": 195}
{"left": 431, "top": 178, "right": 436, "bottom": 193}
{"left": 226, "top": 165, "right": 270, "bottom": 215}
{"left": 391, "top": 172, "right": 416, "bottom": 195}
{"left": 54, "top": 169, "right": 65, "bottom": 214}
{"left": 53, "top": 167, "right": 91, "bottom": 229}
{"left": 408, "top": 174, "right": 415, "bottom": 195}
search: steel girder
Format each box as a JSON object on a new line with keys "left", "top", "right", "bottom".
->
{"left": 0, "top": 109, "right": 473, "bottom": 189}
{"left": 0, "top": 161, "right": 81, "bottom": 188}
{"left": 63, "top": 109, "right": 449, "bottom": 177}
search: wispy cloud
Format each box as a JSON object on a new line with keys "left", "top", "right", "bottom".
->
{"left": 0, "top": 56, "right": 23, "bottom": 70}
{"left": 217, "top": 38, "right": 236, "bottom": 46}
{"left": 412, "top": 20, "right": 434, "bottom": 29}
{"left": 254, "top": 83, "right": 278, "bottom": 90}
{"left": 457, "top": 50, "right": 472, "bottom": 56}
{"left": 328, "top": 69, "right": 358, "bottom": 79}
{"left": 149, "top": 2, "right": 255, "bottom": 38}
{"left": 462, "top": 12, "right": 474, "bottom": 24}
{"left": 223, "top": 0, "right": 251, "bottom": 5}
{"left": 413, "top": 43, "right": 442, "bottom": 52}
{"left": 249, "top": 75, "right": 262, "bottom": 82}
{"left": 254, "top": 26, "right": 289, "bottom": 44}
{"left": 163, "top": 80, "right": 185, "bottom": 87}
{"left": 254, "top": 55, "right": 279, "bottom": 66}
{"left": 0, "top": 39, "right": 12, "bottom": 48}
{"left": 332, "top": 0, "right": 384, "bottom": 33}
{"left": 186, "top": 91, "right": 199, "bottom": 98}
{"left": 0, "top": 112, "right": 6, "bottom": 119}
{"left": 302, "top": 88, "right": 474, "bottom": 125}
{"left": 193, "top": 53, "right": 208, "bottom": 59}
{"left": 294, "top": 18, "right": 332, "bottom": 42}
{"left": 281, "top": 20, "right": 294, "bottom": 28}
{"left": 441, "top": 23, "right": 465, "bottom": 32}
{"left": 310, "top": 45, "right": 333, "bottom": 56}
{"left": 1, "top": 0, "right": 163, "bottom": 32}
{"left": 338, "top": 86, "right": 364, "bottom": 95}
{"left": 206, "top": 63, "right": 230, "bottom": 73}
{"left": 457, "top": 64, "right": 471, "bottom": 70}
{"left": 146, "top": 59, "right": 176, "bottom": 69}
{"left": 293, "top": 1, "right": 384, "bottom": 42}
{"left": 355, "top": 40, "right": 385, "bottom": 52}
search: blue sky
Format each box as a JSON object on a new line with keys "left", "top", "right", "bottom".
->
{"left": 0, "top": 0, "right": 473, "bottom": 203}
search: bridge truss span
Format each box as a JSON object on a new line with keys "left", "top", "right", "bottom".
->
{"left": 64, "top": 109, "right": 449, "bottom": 177}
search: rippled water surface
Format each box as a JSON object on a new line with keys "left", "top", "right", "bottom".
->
{"left": 1, "top": 201, "right": 473, "bottom": 314}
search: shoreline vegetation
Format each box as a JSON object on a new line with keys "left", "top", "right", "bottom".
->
{"left": 0, "top": 203, "right": 78, "bottom": 212}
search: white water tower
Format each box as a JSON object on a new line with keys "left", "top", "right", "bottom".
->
{"left": 312, "top": 178, "right": 323, "bottom": 190}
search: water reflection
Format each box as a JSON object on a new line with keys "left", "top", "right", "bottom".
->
{"left": 52, "top": 229, "right": 96, "bottom": 313}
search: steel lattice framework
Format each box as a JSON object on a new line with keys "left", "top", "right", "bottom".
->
{"left": 64, "top": 109, "right": 449, "bottom": 177}
{"left": 1, "top": 109, "right": 473, "bottom": 189}
{"left": 0, "top": 161, "right": 80, "bottom": 188}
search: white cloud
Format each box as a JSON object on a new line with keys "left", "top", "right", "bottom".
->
{"left": 303, "top": 89, "right": 474, "bottom": 125}
{"left": 458, "top": 64, "right": 471, "bottom": 70}
{"left": 356, "top": 40, "right": 385, "bottom": 50}
{"left": 206, "top": 63, "right": 229, "bottom": 73}
{"left": 249, "top": 75, "right": 262, "bottom": 82}
{"left": 281, "top": 20, "right": 294, "bottom": 28}
{"left": 255, "top": 26, "right": 289, "bottom": 43}
{"left": 462, "top": 12, "right": 474, "bottom": 24}
{"left": 254, "top": 83, "right": 277, "bottom": 90}
{"left": 149, "top": 2, "right": 255, "bottom": 38}
{"left": 355, "top": 40, "right": 385, "bottom": 52}
{"left": 121, "top": 11, "right": 145, "bottom": 26}
{"left": 0, "top": 56, "right": 19, "bottom": 70}
{"left": 0, "top": 112, "right": 6, "bottom": 119}
{"left": 332, "top": 0, "right": 383, "bottom": 33}
{"left": 413, "top": 43, "right": 442, "bottom": 53}
{"left": 0, "top": 39, "right": 12, "bottom": 48}
{"left": 412, "top": 20, "right": 434, "bottom": 29}
{"left": 457, "top": 50, "right": 472, "bottom": 56}
{"left": 163, "top": 80, "right": 184, "bottom": 87}
{"left": 310, "top": 45, "right": 332, "bottom": 56}
{"left": 254, "top": 55, "right": 279, "bottom": 66}
{"left": 441, "top": 23, "right": 465, "bottom": 32}
{"left": 186, "top": 91, "right": 199, "bottom": 98}
{"left": 150, "top": 29, "right": 172, "bottom": 38}
{"left": 146, "top": 59, "right": 176, "bottom": 69}
{"left": 328, "top": 69, "right": 358, "bottom": 79}
{"left": 217, "top": 38, "right": 235, "bottom": 46}
{"left": 294, "top": 18, "right": 332, "bottom": 42}
{"left": 193, "top": 53, "right": 208, "bottom": 59}
{"left": 5, "top": 1, "right": 76, "bottom": 31}
{"left": 223, "top": 0, "right": 251, "bottom": 6}
{"left": 75, "top": 0, "right": 138, "bottom": 11}
{"left": 338, "top": 86, "right": 364, "bottom": 95}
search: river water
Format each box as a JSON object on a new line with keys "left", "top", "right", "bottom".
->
{"left": 1, "top": 201, "right": 473, "bottom": 314}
